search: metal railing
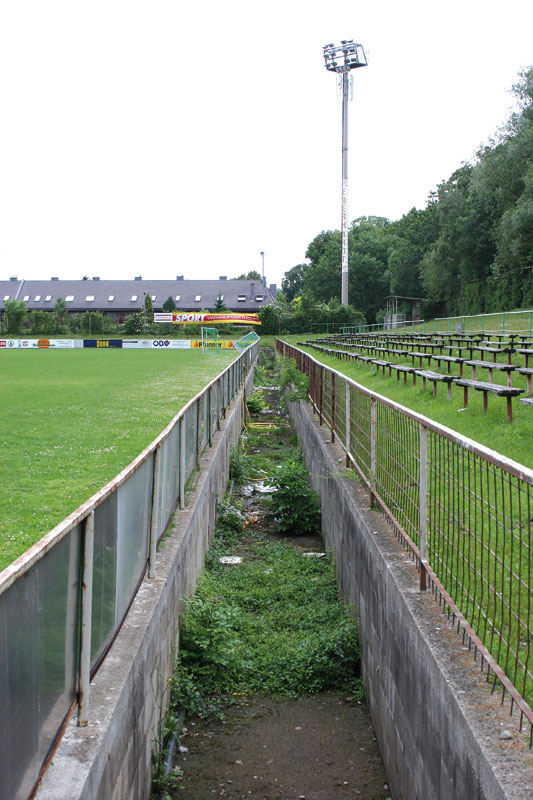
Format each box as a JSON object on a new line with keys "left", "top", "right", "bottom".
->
{"left": 277, "top": 339, "right": 533, "bottom": 742}
{"left": 0, "top": 342, "right": 258, "bottom": 800}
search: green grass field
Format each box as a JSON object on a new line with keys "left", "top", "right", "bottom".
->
{"left": 0, "top": 348, "right": 238, "bottom": 571}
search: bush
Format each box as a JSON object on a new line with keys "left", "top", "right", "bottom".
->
{"left": 246, "top": 390, "right": 266, "bottom": 414}
{"left": 269, "top": 459, "right": 321, "bottom": 535}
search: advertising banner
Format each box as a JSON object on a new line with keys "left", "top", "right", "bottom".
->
{"left": 83, "top": 339, "right": 123, "bottom": 348}
{"left": 0, "top": 339, "right": 75, "bottom": 349}
{"left": 154, "top": 312, "right": 261, "bottom": 326}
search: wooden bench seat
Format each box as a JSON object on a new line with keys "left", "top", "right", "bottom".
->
{"left": 519, "top": 397, "right": 533, "bottom": 407}
{"left": 516, "top": 367, "right": 533, "bottom": 396}
{"left": 472, "top": 345, "right": 515, "bottom": 364}
{"left": 517, "top": 349, "right": 533, "bottom": 368}
{"left": 388, "top": 363, "right": 416, "bottom": 384}
{"left": 454, "top": 378, "right": 524, "bottom": 422}
{"left": 413, "top": 369, "right": 456, "bottom": 398}
{"left": 432, "top": 355, "right": 467, "bottom": 376}
{"left": 464, "top": 360, "right": 517, "bottom": 387}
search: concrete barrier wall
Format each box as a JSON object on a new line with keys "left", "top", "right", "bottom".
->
{"left": 287, "top": 397, "right": 533, "bottom": 800}
{"left": 36, "top": 370, "right": 253, "bottom": 800}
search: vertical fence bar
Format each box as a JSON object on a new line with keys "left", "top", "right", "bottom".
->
{"left": 148, "top": 444, "right": 161, "bottom": 579}
{"left": 331, "top": 373, "right": 336, "bottom": 443}
{"left": 419, "top": 424, "right": 428, "bottom": 591}
{"left": 78, "top": 510, "right": 94, "bottom": 727}
{"left": 208, "top": 386, "right": 212, "bottom": 447}
{"left": 345, "top": 381, "right": 351, "bottom": 466}
{"left": 179, "top": 415, "right": 186, "bottom": 510}
{"left": 370, "top": 397, "right": 377, "bottom": 509}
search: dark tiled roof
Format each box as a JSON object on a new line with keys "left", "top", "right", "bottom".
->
{"left": 0, "top": 278, "right": 277, "bottom": 313}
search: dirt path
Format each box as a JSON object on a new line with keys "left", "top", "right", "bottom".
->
{"left": 172, "top": 694, "right": 390, "bottom": 799}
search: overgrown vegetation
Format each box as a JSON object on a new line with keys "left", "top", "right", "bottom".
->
{"left": 166, "top": 353, "right": 361, "bottom": 730}
{"left": 170, "top": 514, "right": 361, "bottom": 719}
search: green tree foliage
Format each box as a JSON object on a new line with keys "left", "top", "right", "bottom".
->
{"left": 2, "top": 298, "right": 28, "bottom": 333}
{"left": 53, "top": 297, "right": 67, "bottom": 333}
{"left": 232, "top": 270, "right": 261, "bottom": 280}
{"left": 121, "top": 312, "right": 147, "bottom": 335}
{"left": 282, "top": 263, "right": 308, "bottom": 301}
{"left": 144, "top": 293, "right": 154, "bottom": 323}
{"left": 162, "top": 296, "right": 177, "bottom": 312}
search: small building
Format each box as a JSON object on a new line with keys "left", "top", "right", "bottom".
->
{"left": 0, "top": 276, "right": 277, "bottom": 323}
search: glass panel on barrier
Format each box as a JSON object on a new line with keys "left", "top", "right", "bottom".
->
{"left": 158, "top": 424, "right": 180, "bottom": 540}
{"left": 91, "top": 492, "right": 118, "bottom": 665}
{"left": 185, "top": 402, "right": 197, "bottom": 479}
{"left": 0, "top": 525, "right": 82, "bottom": 800}
{"left": 115, "top": 456, "right": 153, "bottom": 624}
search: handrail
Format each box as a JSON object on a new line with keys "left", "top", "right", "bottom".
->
{"left": 277, "top": 338, "right": 533, "bottom": 743}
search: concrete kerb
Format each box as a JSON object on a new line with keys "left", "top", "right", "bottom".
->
{"left": 286, "top": 395, "right": 533, "bottom": 800}
{"left": 36, "top": 367, "right": 253, "bottom": 800}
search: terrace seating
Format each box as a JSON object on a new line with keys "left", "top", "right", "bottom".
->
{"left": 454, "top": 378, "right": 524, "bottom": 422}
{"left": 413, "top": 369, "right": 456, "bottom": 399}
{"left": 432, "top": 355, "right": 467, "bottom": 376}
{"left": 519, "top": 397, "right": 533, "bottom": 407}
{"left": 517, "top": 367, "right": 533, "bottom": 396}
{"left": 517, "top": 349, "right": 533, "bottom": 368}
{"left": 464, "top": 360, "right": 517, "bottom": 387}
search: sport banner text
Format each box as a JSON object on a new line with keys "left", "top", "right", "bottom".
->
{"left": 154, "top": 312, "right": 261, "bottom": 325}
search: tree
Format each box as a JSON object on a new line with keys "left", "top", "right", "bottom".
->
{"left": 212, "top": 296, "right": 228, "bottom": 313}
{"left": 162, "top": 296, "right": 177, "bottom": 312}
{"left": 281, "top": 264, "right": 308, "bottom": 302}
{"left": 232, "top": 271, "right": 262, "bottom": 280}
{"left": 2, "top": 298, "right": 28, "bottom": 333}
{"left": 144, "top": 294, "right": 154, "bottom": 323}
{"left": 53, "top": 297, "right": 67, "bottom": 333}
{"left": 121, "top": 312, "right": 147, "bottom": 335}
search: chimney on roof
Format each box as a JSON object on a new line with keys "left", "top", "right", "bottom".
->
{"left": 51, "top": 277, "right": 59, "bottom": 281}
{"left": 92, "top": 276, "right": 100, "bottom": 281}
{"left": 219, "top": 275, "right": 227, "bottom": 280}
{"left": 134, "top": 276, "right": 142, "bottom": 281}
{"left": 250, "top": 281, "right": 255, "bottom": 300}
{"left": 9, "top": 276, "right": 18, "bottom": 281}
{"left": 176, "top": 275, "right": 184, "bottom": 281}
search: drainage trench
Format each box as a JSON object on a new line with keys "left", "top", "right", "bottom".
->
{"left": 161, "top": 355, "right": 391, "bottom": 800}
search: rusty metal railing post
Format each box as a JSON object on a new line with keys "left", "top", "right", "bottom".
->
{"left": 78, "top": 510, "right": 94, "bottom": 727}
{"left": 208, "top": 386, "right": 212, "bottom": 447}
{"left": 148, "top": 444, "right": 161, "bottom": 579}
{"left": 319, "top": 366, "right": 324, "bottom": 426}
{"left": 370, "top": 397, "right": 377, "bottom": 508}
{"left": 419, "top": 424, "right": 428, "bottom": 590}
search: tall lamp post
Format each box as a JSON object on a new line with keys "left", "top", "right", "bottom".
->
{"left": 323, "top": 40, "right": 367, "bottom": 307}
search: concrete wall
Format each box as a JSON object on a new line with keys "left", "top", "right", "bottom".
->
{"left": 36, "top": 370, "right": 253, "bottom": 800}
{"left": 288, "top": 397, "right": 533, "bottom": 800}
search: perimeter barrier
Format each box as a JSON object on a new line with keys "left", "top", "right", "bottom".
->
{"left": 0, "top": 341, "right": 258, "bottom": 800}
{"left": 276, "top": 339, "right": 533, "bottom": 742}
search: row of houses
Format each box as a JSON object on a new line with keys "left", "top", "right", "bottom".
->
{"left": 0, "top": 276, "right": 278, "bottom": 322}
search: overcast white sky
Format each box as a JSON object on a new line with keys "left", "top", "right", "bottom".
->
{"left": 0, "top": 1, "right": 531, "bottom": 290}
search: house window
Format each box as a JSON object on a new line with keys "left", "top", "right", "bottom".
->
{"left": 256, "top": 295, "right": 263, "bottom": 302}
{"left": 86, "top": 295, "right": 94, "bottom": 302}
{"left": 175, "top": 295, "right": 181, "bottom": 301}
{"left": 23, "top": 295, "right": 30, "bottom": 301}
{"left": 131, "top": 295, "right": 137, "bottom": 301}
{"left": 237, "top": 295, "right": 246, "bottom": 302}
{"left": 108, "top": 295, "right": 114, "bottom": 301}
{"left": 218, "top": 294, "right": 224, "bottom": 301}
{"left": 45, "top": 295, "right": 52, "bottom": 302}
{"left": 195, "top": 295, "right": 201, "bottom": 302}
{"left": 65, "top": 295, "right": 74, "bottom": 302}
{"left": 34, "top": 295, "right": 41, "bottom": 301}
{"left": 3, "top": 295, "right": 9, "bottom": 301}
{"left": 151, "top": 295, "right": 156, "bottom": 301}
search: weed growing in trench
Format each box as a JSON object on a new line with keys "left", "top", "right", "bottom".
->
{"left": 268, "top": 459, "right": 321, "bottom": 535}
{"left": 170, "top": 534, "right": 362, "bottom": 717}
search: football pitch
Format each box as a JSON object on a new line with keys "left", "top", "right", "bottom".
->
{"left": 0, "top": 348, "right": 238, "bottom": 570}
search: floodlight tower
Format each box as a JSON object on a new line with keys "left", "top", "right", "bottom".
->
{"left": 323, "top": 40, "right": 367, "bottom": 306}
